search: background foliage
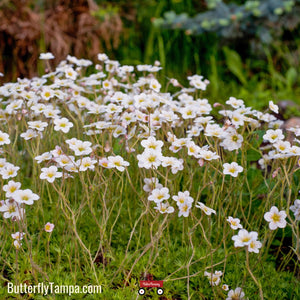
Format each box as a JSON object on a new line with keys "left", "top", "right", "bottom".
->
{"left": 0, "top": 0, "right": 300, "bottom": 107}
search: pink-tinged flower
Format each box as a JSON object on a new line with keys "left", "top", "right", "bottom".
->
{"left": 11, "top": 232, "right": 25, "bottom": 240}
{"left": 226, "top": 216, "right": 243, "bottom": 230}
{"left": 45, "top": 222, "right": 55, "bottom": 233}
{"left": 264, "top": 206, "right": 287, "bottom": 230}
{"left": 222, "top": 284, "right": 229, "bottom": 291}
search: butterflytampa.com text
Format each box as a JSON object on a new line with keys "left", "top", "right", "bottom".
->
{"left": 7, "top": 282, "right": 102, "bottom": 296}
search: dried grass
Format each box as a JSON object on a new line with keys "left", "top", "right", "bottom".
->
{"left": 0, "top": 0, "right": 125, "bottom": 81}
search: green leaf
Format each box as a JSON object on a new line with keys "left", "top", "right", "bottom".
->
{"left": 286, "top": 67, "right": 297, "bottom": 88}
{"left": 223, "top": 46, "right": 247, "bottom": 85}
{"left": 246, "top": 149, "right": 261, "bottom": 161}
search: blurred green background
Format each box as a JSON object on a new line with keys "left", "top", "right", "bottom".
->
{"left": 1, "top": 0, "right": 300, "bottom": 110}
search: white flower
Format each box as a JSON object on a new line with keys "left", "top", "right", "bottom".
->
{"left": 137, "top": 149, "right": 163, "bottom": 169}
{"left": 189, "top": 75, "right": 208, "bottom": 90}
{"left": 98, "top": 158, "right": 113, "bottom": 169}
{"left": 232, "top": 229, "right": 258, "bottom": 248}
{"left": 39, "top": 52, "right": 55, "bottom": 60}
{"left": 274, "top": 140, "right": 291, "bottom": 153}
{"left": 0, "top": 164, "right": 20, "bottom": 179}
{"left": 269, "top": 100, "right": 279, "bottom": 114}
{"left": 3, "top": 180, "right": 21, "bottom": 198}
{"left": 248, "top": 238, "right": 262, "bottom": 253}
{"left": 107, "top": 155, "right": 129, "bottom": 172}
{"left": 223, "top": 162, "right": 243, "bottom": 177}
{"left": 290, "top": 199, "right": 300, "bottom": 221}
{"left": 40, "top": 88, "right": 55, "bottom": 101}
{"left": 97, "top": 53, "right": 108, "bottom": 61}
{"left": 12, "top": 189, "right": 39, "bottom": 205}
{"left": 226, "top": 97, "right": 244, "bottom": 108}
{"left": 204, "top": 270, "right": 223, "bottom": 286}
{"left": 113, "top": 126, "right": 126, "bottom": 138}
{"left": 40, "top": 166, "right": 62, "bottom": 183}
{"left": 149, "top": 79, "right": 161, "bottom": 92}
{"left": 221, "top": 129, "right": 243, "bottom": 151}
{"left": 35, "top": 152, "right": 52, "bottom": 164}
{"left": 178, "top": 202, "right": 192, "bottom": 217}
{"left": 11, "top": 232, "right": 25, "bottom": 240}
{"left": 199, "top": 149, "right": 220, "bottom": 161}
{"left": 181, "top": 106, "right": 196, "bottom": 119}
{"left": 263, "top": 129, "right": 284, "bottom": 144}
{"left": 65, "top": 67, "right": 78, "bottom": 80}
{"left": 222, "top": 284, "right": 229, "bottom": 291}
{"left": 78, "top": 157, "right": 97, "bottom": 172}
{"left": 0, "top": 131, "right": 10, "bottom": 145}
{"left": 141, "top": 136, "right": 164, "bottom": 152}
{"left": 226, "top": 287, "right": 245, "bottom": 300}
{"left": 13, "top": 240, "right": 22, "bottom": 249}
{"left": 0, "top": 199, "right": 24, "bottom": 219}
{"left": 205, "top": 123, "right": 225, "bottom": 138}
{"left": 172, "top": 191, "right": 194, "bottom": 206}
{"left": 143, "top": 178, "right": 163, "bottom": 193}
{"left": 264, "top": 206, "right": 287, "bottom": 230}
{"left": 0, "top": 158, "right": 7, "bottom": 169}
{"left": 227, "top": 216, "right": 243, "bottom": 230}
{"left": 195, "top": 202, "right": 216, "bottom": 215}
{"left": 51, "top": 146, "right": 64, "bottom": 157}
{"left": 53, "top": 117, "right": 73, "bottom": 133}
{"left": 148, "top": 187, "right": 170, "bottom": 203}
{"left": 28, "top": 121, "right": 48, "bottom": 132}
{"left": 154, "top": 202, "right": 174, "bottom": 214}
{"left": 20, "top": 129, "right": 39, "bottom": 140}
{"left": 69, "top": 140, "right": 93, "bottom": 156}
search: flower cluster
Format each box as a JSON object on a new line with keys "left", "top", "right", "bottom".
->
{"left": 0, "top": 52, "right": 298, "bottom": 298}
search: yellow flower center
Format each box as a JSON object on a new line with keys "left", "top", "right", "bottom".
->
{"left": 272, "top": 213, "right": 280, "bottom": 223}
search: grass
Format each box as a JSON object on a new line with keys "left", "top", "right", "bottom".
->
{"left": 0, "top": 55, "right": 299, "bottom": 299}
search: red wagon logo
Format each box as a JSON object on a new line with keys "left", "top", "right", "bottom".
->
{"left": 138, "top": 280, "right": 164, "bottom": 295}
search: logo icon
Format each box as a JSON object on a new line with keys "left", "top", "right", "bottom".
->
{"left": 138, "top": 280, "right": 164, "bottom": 295}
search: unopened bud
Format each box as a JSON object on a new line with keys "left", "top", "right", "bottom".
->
{"left": 198, "top": 158, "right": 205, "bottom": 167}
